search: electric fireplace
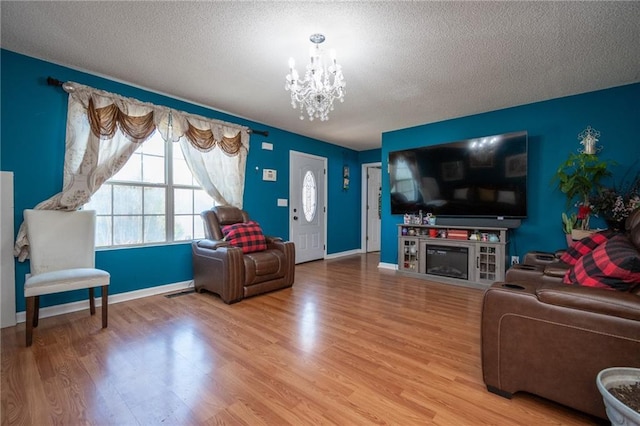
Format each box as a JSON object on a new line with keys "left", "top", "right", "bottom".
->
{"left": 425, "top": 244, "right": 469, "bottom": 280}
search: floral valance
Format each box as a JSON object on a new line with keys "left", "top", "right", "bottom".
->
{"left": 64, "top": 82, "right": 249, "bottom": 154}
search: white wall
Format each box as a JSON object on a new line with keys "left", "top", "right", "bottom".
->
{"left": 1, "top": 171, "right": 17, "bottom": 328}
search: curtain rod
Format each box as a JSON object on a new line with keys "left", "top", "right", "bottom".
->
{"left": 46, "top": 77, "right": 269, "bottom": 137}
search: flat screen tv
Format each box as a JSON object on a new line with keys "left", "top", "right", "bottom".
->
{"left": 389, "top": 131, "right": 528, "bottom": 218}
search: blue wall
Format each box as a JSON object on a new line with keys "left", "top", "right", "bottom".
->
{"left": 1, "top": 49, "right": 368, "bottom": 311}
{"left": 358, "top": 149, "right": 382, "bottom": 165}
{"left": 7, "top": 48, "right": 636, "bottom": 310}
{"left": 380, "top": 83, "right": 640, "bottom": 265}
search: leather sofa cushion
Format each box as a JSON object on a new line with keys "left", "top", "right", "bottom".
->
{"left": 222, "top": 221, "right": 267, "bottom": 253}
{"left": 559, "top": 230, "right": 617, "bottom": 265}
{"left": 564, "top": 234, "right": 640, "bottom": 291}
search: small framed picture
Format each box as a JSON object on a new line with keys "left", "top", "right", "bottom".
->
{"left": 343, "top": 165, "right": 350, "bottom": 190}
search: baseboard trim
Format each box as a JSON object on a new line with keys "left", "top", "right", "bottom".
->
{"left": 378, "top": 262, "right": 398, "bottom": 271}
{"left": 15, "top": 280, "right": 193, "bottom": 324}
{"left": 325, "top": 249, "right": 362, "bottom": 260}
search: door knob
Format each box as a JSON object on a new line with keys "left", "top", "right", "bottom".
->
{"left": 293, "top": 216, "right": 298, "bottom": 220}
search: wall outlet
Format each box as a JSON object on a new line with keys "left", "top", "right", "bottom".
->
{"left": 511, "top": 256, "right": 520, "bottom": 265}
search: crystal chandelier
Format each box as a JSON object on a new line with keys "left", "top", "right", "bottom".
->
{"left": 285, "top": 34, "right": 346, "bottom": 121}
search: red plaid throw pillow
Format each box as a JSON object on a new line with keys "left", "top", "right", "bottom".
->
{"left": 221, "top": 221, "right": 267, "bottom": 254}
{"left": 559, "top": 230, "right": 617, "bottom": 265}
{"left": 563, "top": 234, "right": 640, "bottom": 291}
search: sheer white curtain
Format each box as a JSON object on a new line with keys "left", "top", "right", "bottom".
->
{"left": 157, "top": 114, "right": 249, "bottom": 208}
{"left": 15, "top": 82, "right": 249, "bottom": 261}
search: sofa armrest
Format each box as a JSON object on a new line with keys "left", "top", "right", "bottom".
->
{"left": 524, "top": 250, "right": 560, "bottom": 265}
{"left": 265, "top": 237, "right": 294, "bottom": 257}
{"left": 196, "top": 239, "right": 230, "bottom": 250}
{"left": 554, "top": 249, "right": 567, "bottom": 258}
{"left": 537, "top": 284, "right": 640, "bottom": 321}
{"left": 543, "top": 263, "right": 570, "bottom": 278}
{"left": 264, "top": 239, "right": 296, "bottom": 285}
{"left": 191, "top": 240, "right": 245, "bottom": 303}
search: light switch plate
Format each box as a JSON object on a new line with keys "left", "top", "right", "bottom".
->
{"left": 261, "top": 142, "right": 273, "bottom": 151}
{"left": 277, "top": 198, "right": 288, "bottom": 207}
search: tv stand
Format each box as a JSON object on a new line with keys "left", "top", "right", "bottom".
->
{"left": 398, "top": 224, "right": 510, "bottom": 289}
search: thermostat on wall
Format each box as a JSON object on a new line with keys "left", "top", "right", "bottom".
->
{"left": 262, "top": 169, "right": 277, "bottom": 181}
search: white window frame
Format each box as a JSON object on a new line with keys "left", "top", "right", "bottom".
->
{"left": 86, "top": 131, "right": 209, "bottom": 248}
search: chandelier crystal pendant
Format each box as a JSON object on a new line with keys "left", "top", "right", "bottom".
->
{"left": 285, "top": 33, "right": 346, "bottom": 121}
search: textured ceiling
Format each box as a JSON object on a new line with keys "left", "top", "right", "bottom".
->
{"left": 2, "top": 1, "right": 639, "bottom": 151}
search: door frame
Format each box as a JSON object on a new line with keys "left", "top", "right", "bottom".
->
{"left": 361, "top": 161, "right": 382, "bottom": 252}
{"left": 289, "top": 150, "right": 328, "bottom": 262}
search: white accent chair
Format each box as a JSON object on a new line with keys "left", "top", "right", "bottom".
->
{"left": 23, "top": 209, "right": 109, "bottom": 347}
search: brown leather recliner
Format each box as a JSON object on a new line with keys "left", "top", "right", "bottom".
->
{"left": 482, "top": 217, "right": 640, "bottom": 419}
{"left": 191, "top": 206, "right": 295, "bottom": 304}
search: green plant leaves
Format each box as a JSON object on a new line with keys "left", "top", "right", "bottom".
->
{"left": 552, "top": 153, "right": 615, "bottom": 208}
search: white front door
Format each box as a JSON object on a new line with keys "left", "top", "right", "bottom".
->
{"left": 290, "top": 151, "right": 326, "bottom": 264}
{"left": 366, "top": 166, "right": 382, "bottom": 252}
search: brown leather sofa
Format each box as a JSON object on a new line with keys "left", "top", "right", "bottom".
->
{"left": 192, "top": 206, "right": 295, "bottom": 304}
{"left": 481, "top": 217, "right": 640, "bottom": 419}
{"left": 509, "top": 208, "right": 640, "bottom": 283}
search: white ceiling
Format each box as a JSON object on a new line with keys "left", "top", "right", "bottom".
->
{"left": 2, "top": 1, "right": 639, "bottom": 151}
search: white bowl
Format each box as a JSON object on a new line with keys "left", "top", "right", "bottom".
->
{"left": 596, "top": 367, "right": 640, "bottom": 426}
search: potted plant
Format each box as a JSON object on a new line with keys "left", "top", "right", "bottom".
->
{"left": 596, "top": 367, "right": 640, "bottom": 425}
{"left": 590, "top": 168, "right": 640, "bottom": 231}
{"left": 561, "top": 212, "right": 577, "bottom": 246}
{"left": 552, "top": 152, "right": 614, "bottom": 239}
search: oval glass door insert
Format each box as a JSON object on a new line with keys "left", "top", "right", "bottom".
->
{"left": 302, "top": 170, "right": 317, "bottom": 222}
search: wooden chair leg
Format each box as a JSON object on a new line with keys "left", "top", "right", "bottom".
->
{"left": 33, "top": 296, "right": 40, "bottom": 328}
{"left": 26, "top": 296, "right": 36, "bottom": 347}
{"left": 101, "top": 285, "right": 108, "bottom": 328}
{"left": 89, "top": 287, "right": 96, "bottom": 315}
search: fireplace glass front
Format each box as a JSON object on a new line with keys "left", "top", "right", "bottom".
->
{"left": 425, "top": 244, "right": 469, "bottom": 280}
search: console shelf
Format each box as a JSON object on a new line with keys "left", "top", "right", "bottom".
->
{"left": 397, "top": 224, "right": 510, "bottom": 289}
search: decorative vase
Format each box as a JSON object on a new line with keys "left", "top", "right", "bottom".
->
{"left": 596, "top": 367, "right": 640, "bottom": 426}
{"left": 565, "top": 233, "right": 574, "bottom": 247}
{"left": 571, "top": 229, "right": 595, "bottom": 241}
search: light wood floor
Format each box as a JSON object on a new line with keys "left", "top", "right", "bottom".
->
{"left": 2, "top": 253, "right": 603, "bottom": 425}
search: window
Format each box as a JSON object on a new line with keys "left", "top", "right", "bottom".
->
{"left": 85, "top": 132, "right": 210, "bottom": 247}
{"left": 12, "top": 82, "right": 248, "bottom": 261}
